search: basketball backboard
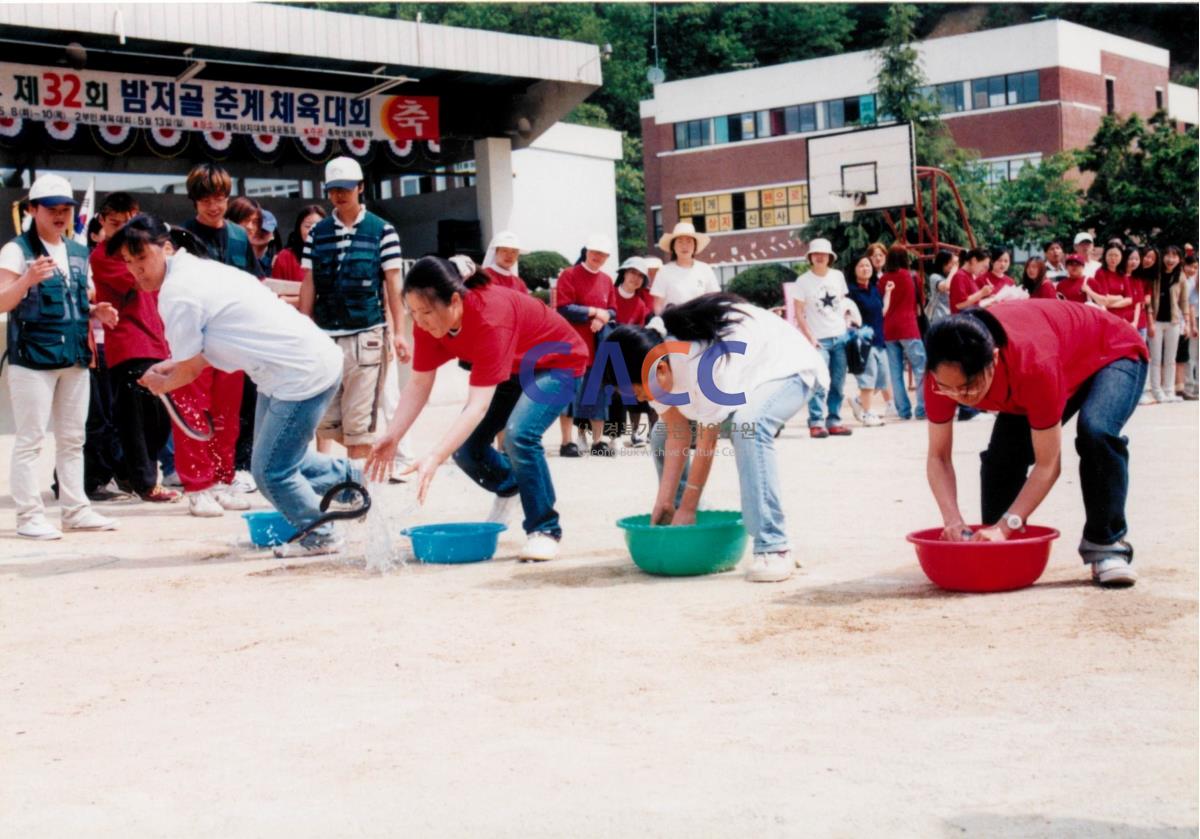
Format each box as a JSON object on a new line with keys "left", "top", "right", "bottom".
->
{"left": 806, "top": 122, "right": 916, "bottom": 219}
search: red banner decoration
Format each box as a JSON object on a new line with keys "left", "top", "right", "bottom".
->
{"left": 45, "top": 120, "right": 77, "bottom": 142}
{"left": 150, "top": 126, "right": 184, "bottom": 149}
{"left": 0, "top": 115, "right": 22, "bottom": 138}
{"left": 203, "top": 130, "right": 233, "bottom": 152}
{"left": 296, "top": 134, "right": 333, "bottom": 163}
{"left": 388, "top": 139, "right": 413, "bottom": 158}
{"left": 96, "top": 123, "right": 133, "bottom": 147}
{"left": 381, "top": 96, "right": 439, "bottom": 141}
{"left": 342, "top": 137, "right": 371, "bottom": 158}
{"left": 251, "top": 133, "right": 281, "bottom": 155}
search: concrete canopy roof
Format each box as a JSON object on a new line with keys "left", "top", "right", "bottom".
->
{"left": 0, "top": 2, "right": 603, "bottom": 152}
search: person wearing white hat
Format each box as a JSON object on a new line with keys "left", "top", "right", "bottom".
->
{"left": 1073, "top": 231, "right": 1101, "bottom": 279}
{"left": 300, "top": 155, "right": 409, "bottom": 468}
{"left": 481, "top": 230, "right": 530, "bottom": 295}
{"left": 555, "top": 234, "right": 618, "bottom": 456}
{"left": 783, "top": 238, "right": 855, "bottom": 438}
{"left": 0, "top": 173, "right": 119, "bottom": 538}
{"left": 612, "top": 256, "right": 654, "bottom": 447}
{"left": 650, "top": 221, "right": 719, "bottom": 316}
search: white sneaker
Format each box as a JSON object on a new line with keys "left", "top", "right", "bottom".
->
{"left": 214, "top": 486, "right": 251, "bottom": 511}
{"left": 1150, "top": 389, "right": 1166, "bottom": 403}
{"left": 487, "top": 493, "right": 520, "bottom": 526}
{"left": 16, "top": 516, "right": 63, "bottom": 540}
{"left": 62, "top": 508, "right": 118, "bottom": 531}
{"left": 1166, "top": 393, "right": 1183, "bottom": 403}
{"left": 849, "top": 396, "right": 865, "bottom": 423}
{"left": 273, "top": 534, "right": 344, "bottom": 559}
{"left": 1138, "top": 391, "right": 1156, "bottom": 405}
{"left": 1092, "top": 557, "right": 1137, "bottom": 588}
{"left": 519, "top": 532, "right": 559, "bottom": 562}
{"left": 162, "top": 470, "right": 183, "bottom": 488}
{"left": 745, "top": 550, "right": 795, "bottom": 583}
{"left": 862, "top": 412, "right": 884, "bottom": 427}
{"left": 230, "top": 470, "right": 257, "bottom": 494}
{"left": 188, "top": 490, "right": 224, "bottom": 517}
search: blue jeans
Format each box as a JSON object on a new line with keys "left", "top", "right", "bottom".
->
{"left": 452, "top": 371, "right": 577, "bottom": 538}
{"left": 979, "top": 358, "right": 1148, "bottom": 553}
{"left": 731, "top": 374, "right": 812, "bottom": 553}
{"left": 252, "top": 381, "right": 357, "bottom": 546}
{"left": 886, "top": 339, "right": 926, "bottom": 420}
{"left": 808, "top": 332, "right": 849, "bottom": 428}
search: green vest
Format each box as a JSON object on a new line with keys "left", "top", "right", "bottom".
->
{"left": 5, "top": 231, "right": 91, "bottom": 370}
{"left": 310, "top": 211, "right": 387, "bottom": 331}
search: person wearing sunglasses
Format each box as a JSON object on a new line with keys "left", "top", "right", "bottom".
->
{"left": 922, "top": 300, "right": 1149, "bottom": 588}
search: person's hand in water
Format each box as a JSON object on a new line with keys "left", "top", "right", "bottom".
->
{"left": 651, "top": 501, "right": 676, "bottom": 526}
{"left": 970, "top": 525, "right": 1007, "bottom": 542}
{"left": 671, "top": 508, "right": 696, "bottom": 526}
{"left": 364, "top": 433, "right": 400, "bottom": 483}
{"left": 940, "top": 522, "right": 972, "bottom": 542}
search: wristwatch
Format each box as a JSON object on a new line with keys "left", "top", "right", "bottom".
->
{"left": 1002, "top": 512, "right": 1025, "bottom": 532}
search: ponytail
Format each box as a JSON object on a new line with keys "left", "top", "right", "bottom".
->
{"left": 402, "top": 254, "right": 489, "bottom": 305}
{"left": 660, "top": 292, "right": 747, "bottom": 344}
{"left": 105, "top": 213, "right": 208, "bottom": 260}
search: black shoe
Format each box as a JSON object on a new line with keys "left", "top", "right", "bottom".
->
{"left": 591, "top": 440, "right": 614, "bottom": 457}
{"left": 560, "top": 442, "right": 582, "bottom": 458}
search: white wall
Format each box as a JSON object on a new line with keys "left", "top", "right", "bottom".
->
{"left": 1169, "top": 83, "right": 1199, "bottom": 125}
{"left": 510, "top": 123, "right": 623, "bottom": 272}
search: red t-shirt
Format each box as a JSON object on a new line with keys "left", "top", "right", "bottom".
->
{"left": 555, "top": 263, "right": 617, "bottom": 363}
{"left": 987, "top": 271, "right": 1015, "bottom": 291}
{"left": 1130, "top": 277, "right": 1150, "bottom": 328}
{"left": 924, "top": 300, "right": 1149, "bottom": 429}
{"left": 1055, "top": 273, "right": 1088, "bottom": 303}
{"left": 614, "top": 289, "right": 650, "bottom": 326}
{"left": 412, "top": 284, "right": 587, "bottom": 387}
{"left": 949, "top": 269, "right": 982, "bottom": 313}
{"left": 271, "top": 249, "right": 305, "bottom": 282}
{"left": 484, "top": 266, "right": 530, "bottom": 295}
{"left": 881, "top": 269, "right": 921, "bottom": 341}
{"left": 1093, "top": 268, "right": 1137, "bottom": 324}
{"left": 1028, "top": 280, "right": 1057, "bottom": 300}
{"left": 89, "top": 247, "right": 169, "bottom": 368}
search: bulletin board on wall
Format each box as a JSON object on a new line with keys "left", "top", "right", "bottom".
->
{"left": 676, "top": 182, "right": 809, "bottom": 234}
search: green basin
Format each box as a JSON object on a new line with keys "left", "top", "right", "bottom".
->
{"left": 616, "top": 510, "right": 748, "bottom": 577}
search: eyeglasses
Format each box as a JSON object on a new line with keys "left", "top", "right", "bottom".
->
{"left": 931, "top": 371, "right": 990, "bottom": 399}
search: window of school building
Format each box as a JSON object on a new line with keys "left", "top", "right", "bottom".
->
{"left": 676, "top": 183, "right": 810, "bottom": 234}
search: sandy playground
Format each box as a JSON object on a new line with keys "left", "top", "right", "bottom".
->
{"left": 1, "top": 366, "right": 1197, "bottom": 837}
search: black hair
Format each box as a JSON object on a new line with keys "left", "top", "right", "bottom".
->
{"left": 287, "top": 204, "right": 327, "bottom": 259}
{"left": 86, "top": 216, "right": 103, "bottom": 247}
{"left": 988, "top": 245, "right": 1010, "bottom": 264}
{"left": 99, "top": 191, "right": 139, "bottom": 216}
{"left": 619, "top": 267, "right": 647, "bottom": 290}
{"left": 1157, "top": 245, "right": 1183, "bottom": 293}
{"left": 1134, "top": 245, "right": 1161, "bottom": 287}
{"left": 925, "top": 309, "right": 1008, "bottom": 379}
{"left": 402, "top": 255, "right": 490, "bottom": 305}
{"left": 884, "top": 244, "right": 911, "bottom": 273}
{"left": 1185, "top": 253, "right": 1197, "bottom": 266}
{"left": 225, "top": 196, "right": 261, "bottom": 228}
{"left": 964, "top": 248, "right": 988, "bottom": 264}
{"left": 105, "top": 213, "right": 208, "bottom": 260}
{"left": 1120, "top": 245, "right": 1140, "bottom": 275}
{"left": 932, "top": 249, "right": 958, "bottom": 277}
{"left": 599, "top": 293, "right": 748, "bottom": 390}
{"left": 1043, "top": 239, "right": 1063, "bottom": 251}
{"left": 574, "top": 246, "right": 587, "bottom": 266}
{"left": 1020, "top": 256, "right": 1046, "bottom": 294}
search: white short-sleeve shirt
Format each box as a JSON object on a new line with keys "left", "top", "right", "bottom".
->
{"left": 0, "top": 237, "right": 70, "bottom": 277}
{"left": 159, "top": 249, "right": 342, "bottom": 401}
{"left": 649, "top": 260, "right": 720, "bottom": 307}
{"left": 786, "top": 269, "right": 849, "bottom": 340}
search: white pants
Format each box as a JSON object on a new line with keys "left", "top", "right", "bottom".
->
{"left": 7, "top": 364, "right": 90, "bottom": 525}
{"left": 1148, "top": 322, "right": 1180, "bottom": 397}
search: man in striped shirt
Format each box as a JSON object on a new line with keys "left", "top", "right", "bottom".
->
{"left": 300, "top": 156, "right": 409, "bottom": 464}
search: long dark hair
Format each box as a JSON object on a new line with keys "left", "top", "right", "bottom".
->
{"left": 1021, "top": 257, "right": 1047, "bottom": 295}
{"left": 932, "top": 249, "right": 957, "bottom": 278}
{"left": 402, "top": 255, "right": 490, "bottom": 304}
{"left": 106, "top": 213, "right": 208, "bottom": 260}
{"left": 925, "top": 308, "right": 1008, "bottom": 379}
{"left": 602, "top": 293, "right": 748, "bottom": 388}
{"left": 287, "top": 204, "right": 327, "bottom": 259}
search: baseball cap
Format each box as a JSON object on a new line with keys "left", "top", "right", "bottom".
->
{"left": 259, "top": 209, "right": 278, "bottom": 234}
{"left": 324, "top": 156, "right": 364, "bottom": 190}
{"left": 28, "top": 174, "right": 78, "bottom": 207}
{"left": 1073, "top": 231, "right": 1094, "bottom": 246}
{"left": 1065, "top": 254, "right": 1085, "bottom": 266}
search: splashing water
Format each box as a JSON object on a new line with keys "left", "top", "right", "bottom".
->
{"left": 360, "top": 483, "right": 419, "bottom": 574}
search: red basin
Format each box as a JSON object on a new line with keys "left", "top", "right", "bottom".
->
{"left": 906, "top": 525, "right": 1060, "bottom": 592}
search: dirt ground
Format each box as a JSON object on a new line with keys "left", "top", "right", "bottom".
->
{"left": 1, "top": 367, "right": 1196, "bottom": 837}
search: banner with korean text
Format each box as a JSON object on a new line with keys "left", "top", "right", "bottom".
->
{"left": 0, "top": 62, "right": 438, "bottom": 142}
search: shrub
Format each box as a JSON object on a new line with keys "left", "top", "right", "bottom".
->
{"left": 521, "top": 250, "right": 571, "bottom": 290}
{"left": 725, "top": 263, "right": 796, "bottom": 309}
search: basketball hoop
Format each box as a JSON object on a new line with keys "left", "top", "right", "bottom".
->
{"left": 829, "top": 190, "right": 866, "bottom": 223}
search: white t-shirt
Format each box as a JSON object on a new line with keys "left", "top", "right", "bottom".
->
{"left": 650, "top": 304, "right": 829, "bottom": 424}
{"left": 0, "top": 237, "right": 70, "bottom": 277}
{"left": 649, "top": 260, "right": 720, "bottom": 307}
{"left": 786, "top": 268, "right": 849, "bottom": 340}
{"left": 159, "top": 249, "right": 342, "bottom": 401}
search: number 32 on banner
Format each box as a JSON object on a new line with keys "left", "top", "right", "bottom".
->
{"left": 42, "top": 72, "right": 83, "bottom": 109}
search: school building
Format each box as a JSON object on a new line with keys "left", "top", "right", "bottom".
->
{"left": 639, "top": 18, "right": 1199, "bottom": 283}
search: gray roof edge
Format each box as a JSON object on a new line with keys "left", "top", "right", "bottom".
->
{"left": 0, "top": 2, "right": 604, "bottom": 86}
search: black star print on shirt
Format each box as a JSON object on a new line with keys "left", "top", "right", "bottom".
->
{"left": 819, "top": 291, "right": 839, "bottom": 310}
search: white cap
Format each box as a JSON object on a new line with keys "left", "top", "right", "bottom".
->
{"left": 28, "top": 173, "right": 78, "bottom": 207}
{"left": 806, "top": 237, "right": 836, "bottom": 259}
{"left": 618, "top": 256, "right": 650, "bottom": 277}
{"left": 1073, "top": 231, "right": 1094, "bottom": 246}
{"left": 488, "top": 230, "right": 523, "bottom": 252}
{"left": 584, "top": 232, "right": 613, "bottom": 255}
{"left": 324, "top": 156, "right": 364, "bottom": 189}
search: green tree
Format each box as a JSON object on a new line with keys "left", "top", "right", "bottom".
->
{"left": 1076, "top": 113, "right": 1200, "bottom": 246}
{"left": 990, "top": 153, "right": 1083, "bottom": 251}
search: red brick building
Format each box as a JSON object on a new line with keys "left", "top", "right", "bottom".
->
{"left": 639, "top": 19, "right": 1195, "bottom": 282}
